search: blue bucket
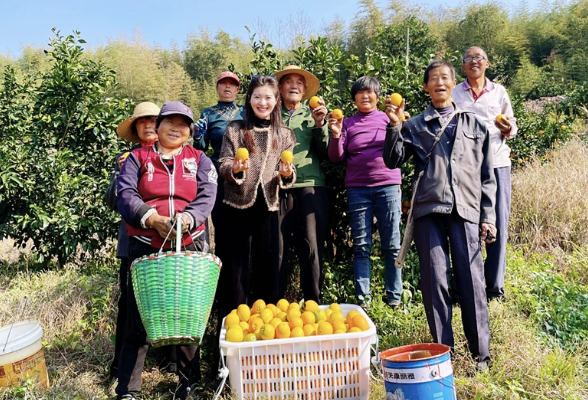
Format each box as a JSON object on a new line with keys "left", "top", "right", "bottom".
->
{"left": 380, "top": 343, "right": 456, "bottom": 400}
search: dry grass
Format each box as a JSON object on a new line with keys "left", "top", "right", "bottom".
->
{"left": 454, "top": 302, "right": 588, "bottom": 399}
{"left": 510, "top": 139, "right": 588, "bottom": 254}
{"left": 0, "top": 265, "right": 117, "bottom": 399}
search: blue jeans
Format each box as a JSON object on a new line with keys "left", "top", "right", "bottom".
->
{"left": 347, "top": 185, "right": 402, "bottom": 303}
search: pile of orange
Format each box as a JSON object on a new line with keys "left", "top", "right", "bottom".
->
{"left": 224, "top": 299, "right": 370, "bottom": 343}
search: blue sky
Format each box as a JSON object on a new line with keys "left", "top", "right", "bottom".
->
{"left": 1, "top": 0, "right": 541, "bottom": 56}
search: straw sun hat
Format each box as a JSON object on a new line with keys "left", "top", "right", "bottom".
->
{"left": 117, "top": 102, "right": 161, "bottom": 143}
{"left": 274, "top": 65, "right": 320, "bottom": 101}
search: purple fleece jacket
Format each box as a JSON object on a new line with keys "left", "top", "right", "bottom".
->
{"left": 328, "top": 109, "right": 401, "bottom": 187}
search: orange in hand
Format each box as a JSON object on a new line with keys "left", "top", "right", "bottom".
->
{"left": 495, "top": 114, "right": 509, "bottom": 123}
{"left": 331, "top": 109, "right": 343, "bottom": 120}
{"left": 236, "top": 147, "right": 249, "bottom": 162}
{"left": 389, "top": 93, "right": 403, "bottom": 107}
{"left": 309, "top": 96, "right": 321, "bottom": 108}
{"left": 281, "top": 150, "right": 293, "bottom": 164}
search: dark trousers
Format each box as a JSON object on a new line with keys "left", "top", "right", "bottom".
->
{"left": 211, "top": 175, "right": 225, "bottom": 241}
{"left": 413, "top": 213, "right": 490, "bottom": 362}
{"left": 484, "top": 166, "right": 511, "bottom": 299}
{"left": 216, "top": 193, "right": 280, "bottom": 314}
{"left": 278, "top": 187, "right": 329, "bottom": 302}
{"left": 204, "top": 174, "right": 225, "bottom": 249}
{"left": 115, "top": 238, "right": 203, "bottom": 395}
{"left": 111, "top": 257, "right": 130, "bottom": 378}
{"left": 214, "top": 194, "right": 280, "bottom": 366}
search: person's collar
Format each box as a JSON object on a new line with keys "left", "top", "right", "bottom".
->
{"left": 282, "top": 103, "right": 307, "bottom": 116}
{"left": 423, "top": 102, "right": 469, "bottom": 121}
{"left": 283, "top": 100, "right": 302, "bottom": 111}
{"left": 357, "top": 109, "right": 378, "bottom": 117}
{"left": 253, "top": 115, "right": 271, "bottom": 128}
{"left": 139, "top": 138, "right": 158, "bottom": 147}
{"left": 462, "top": 77, "right": 495, "bottom": 92}
{"left": 217, "top": 101, "right": 236, "bottom": 106}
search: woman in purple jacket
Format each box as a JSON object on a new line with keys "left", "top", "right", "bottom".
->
{"left": 328, "top": 76, "right": 403, "bottom": 308}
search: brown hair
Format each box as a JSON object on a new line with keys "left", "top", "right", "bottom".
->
{"left": 242, "top": 75, "right": 283, "bottom": 152}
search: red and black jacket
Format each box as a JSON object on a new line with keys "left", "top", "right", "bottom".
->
{"left": 117, "top": 144, "right": 217, "bottom": 249}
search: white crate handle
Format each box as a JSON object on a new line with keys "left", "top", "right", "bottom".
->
{"left": 370, "top": 335, "right": 384, "bottom": 382}
{"left": 214, "top": 346, "right": 230, "bottom": 400}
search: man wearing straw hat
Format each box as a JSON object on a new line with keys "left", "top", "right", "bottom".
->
{"left": 274, "top": 65, "right": 330, "bottom": 302}
{"left": 106, "top": 101, "right": 160, "bottom": 380}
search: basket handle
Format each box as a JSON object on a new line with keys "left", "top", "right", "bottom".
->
{"left": 155, "top": 213, "right": 185, "bottom": 254}
{"left": 155, "top": 213, "right": 197, "bottom": 254}
{"left": 176, "top": 212, "right": 182, "bottom": 253}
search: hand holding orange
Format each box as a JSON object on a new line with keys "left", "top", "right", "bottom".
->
{"left": 495, "top": 114, "right": 509, "bottom": 123}
{"left": 389, "top": 93, "right": 403, "bottom": 107}
{"left": 309, "top": 96, "right": 321, "bottom": 108}
{"left": 235, "top": 147, "right": 249, "bottom": 162}
{"left": 331, "top": 109, "right": 343, "bottom": 120}
{"left": 281, "top": 150, "right": 293, "bottom": 164}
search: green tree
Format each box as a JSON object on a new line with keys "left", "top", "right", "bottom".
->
{"left": 19, "top": 45, "right": 52, "bottom": 75}
{"left": 347, "top": 0, "right": 385, "bottom": 59}
{"left": 445, "top": 2, "right": 521, "bottom": 83}
{"left": 374, "top": 16, "right": 438, "bottom": 64}
{"left": 183, "top": 29, "right": 252, "bottom": 113}
{"left": 92, "top": 36, "right": 167, "bottom": 104}
{"left": 0, "top": 29, "right": 130, "bottom": 265}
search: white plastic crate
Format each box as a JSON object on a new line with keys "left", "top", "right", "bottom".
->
{"left": 219, "top": 304, "right": 377, "bottom": 400}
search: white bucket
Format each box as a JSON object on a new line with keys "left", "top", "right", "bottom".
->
{"left": 0, "top": 320, "right": 49, "bottom": 388}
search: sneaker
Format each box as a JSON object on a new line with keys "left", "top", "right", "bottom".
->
{"left": 118, "top": 394, "right": 139, "bottom": 400}
{"left": 387, "top": 301, "right": 400, "bottom": 308}
{"left": 177, "top": 382, "right": 201, "bottom": 400}
{"left": 357, "top": 295, "right": 371, "bottom": 309}
{"left": 476, "top": 360, "right": 490, "bottom": 372}
{"left": 177, "top": 386, "right": 190, "bottom": 400}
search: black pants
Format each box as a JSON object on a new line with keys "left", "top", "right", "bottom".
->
{"left": 111, "top": 257, "right": 129, "bottom": 378}
{"left": 216, "top": 192, "right": 280, "bottom": 312}
{"left": 214, "top": 193, "right": 280, "bottom": 365}
{"left": 115, "top": 238, "right": 204, "bottom": 395}
{"left": 211, "top": 175, "right": 225, "bottom": 241}
{"left": 278, "top": 187, "right": 329, "bottom": 302}
{"left": 204, "top": 174, "right": 225, "bottom": 249}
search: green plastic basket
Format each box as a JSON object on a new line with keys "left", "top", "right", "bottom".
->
{"left": 130, "top": 239, "right": 221, "bottom": 347}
